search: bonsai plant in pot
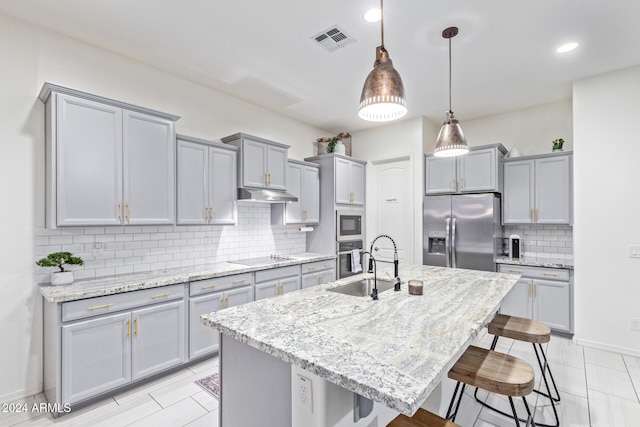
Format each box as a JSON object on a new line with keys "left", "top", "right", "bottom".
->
{"left": 36, "top": 252, "right": 84, "bottom": 285}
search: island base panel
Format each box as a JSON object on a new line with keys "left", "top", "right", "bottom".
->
{"left": 219, "top": 334, "right": 292, "bottom": 427}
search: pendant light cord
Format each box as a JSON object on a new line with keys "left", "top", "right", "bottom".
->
{"left": 448, "top": 36, "right": 452, "bottom": 113}
{"left": 380, "top": 0, "right": 385, "bottom": 48}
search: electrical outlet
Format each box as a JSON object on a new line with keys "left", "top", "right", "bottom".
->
{"left": 93, "top": 242, "right": 105, "bottom": 258}
{"left": 297, "top": 375, "right": 313, "bottom": 413}
{"left": 629, "top": 245, "right": 640, "bottom": 258}
{"left": 631, "top": 318, "right": 640, "bottom": 331}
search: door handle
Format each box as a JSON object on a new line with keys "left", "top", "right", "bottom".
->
{"left": 445, "top": 217, "right": 451, "bottom": 268}
{"left": 125, "top": 202, "right": 130, "bottom": 222}
{"left": 127, "top": 319, "right": 131, "bottom": 339}
{"left": 135, "top": 317, "right": 139, "bottom": 337}
{"left": 527, "top": 283, "right": 531, "bottom": 297}
{"left": 451, "top": 217, "right": 457, "bottom": 269}
{"left": 118, "top": 202, "right": 123, "bottom": 221}
{"left": 533, "top": 283, "right": 537, "bottom": 298}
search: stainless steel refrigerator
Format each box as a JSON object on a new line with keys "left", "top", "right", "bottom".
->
{"left": 423, "top": 193, "right": 502, "bottom": 271}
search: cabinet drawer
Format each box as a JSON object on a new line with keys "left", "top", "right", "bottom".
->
{"left": 190, "top": 273, "right": 253, "bottom": 296}
{"left": 62, "top": 284, "right": 185, "bottom": 322}
{"left": 255, "top": 265, "right": 300, "bottom": 283}
{"left": 301, "top": 259, "right": 335, "bottom": 274}
{"left": 498, "top": 264, "right": 570, "bottom": 281}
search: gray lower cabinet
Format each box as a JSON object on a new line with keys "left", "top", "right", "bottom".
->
{"left": 254, "top": 265, "right": 301, "bottom": 300}
{"left": 498, "top": 264, "right": 572, "bottom": 332}
{"left": 301, "top": 260, "right": 335, "bottom": 289}
{"left": 189, "top": 278, "right": 253, "bottom": 359}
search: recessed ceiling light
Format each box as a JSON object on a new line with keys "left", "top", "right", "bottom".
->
{"left": 364, "top": 8, "right": 381, "bottom": 23}
{"left": 557, "top": 42, "right": 579, "bottom": 53}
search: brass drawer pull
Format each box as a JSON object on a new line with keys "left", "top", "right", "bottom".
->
{"left": 232, "top": 279, "right": 245, "bottom": 284}
{"left": 201, "top": 284, "right": 218, "bottom": 290}
{"left": 527, "top": 283, "right": 531, "bottom": 297}
{"left": 307, "top": 266, "right": 317, "bottom": 271}
{"left": 543, "top": 272, "right": 559, "bottom": 277}
{"left": 324, "top": 264, "right": 332, "bottom": 268}
{"left": 508, "top": 269, "right": 523, "bottom": 273}
{"left": 127, "top": 319, "right": 131, "bottom": 339}
{"left": 150, "top": 293, "right": 170, "bottom": 299}
{"left": 88, "top": 303, "right": 114, "bottom": 310}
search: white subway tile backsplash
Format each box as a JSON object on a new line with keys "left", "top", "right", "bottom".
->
{"left": 504, "top": 224, "right": 573, "bottom": 258}
{"left": 35, "top": 203, "right": 306, "bottom": 283}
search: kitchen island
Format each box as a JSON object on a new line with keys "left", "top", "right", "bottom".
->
{"left": 202, "top": 264, "right": 521, "bottom": 426}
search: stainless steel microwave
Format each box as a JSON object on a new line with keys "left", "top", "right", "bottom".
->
{"left": 336, "top": 210, "right": 364, "bottom": 241}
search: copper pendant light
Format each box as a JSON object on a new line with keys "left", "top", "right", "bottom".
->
{"left": 358, "top": 0, "right": 407, "bottom": 122}
{"left": 434, "top": 26, "right": 469, "bottom": 157}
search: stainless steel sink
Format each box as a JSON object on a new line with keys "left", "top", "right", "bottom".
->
{"left": 327, "top": 278, "right": 396, "bottom": 297}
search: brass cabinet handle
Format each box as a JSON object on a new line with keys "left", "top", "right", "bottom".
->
{"left": 151, "top": 293, "right": 170, "bottom": 299}
{"left": 220, "top": 299, "right": 224, "bottom": 310}
{"left": 125, "top": 202, "right": 130, "bottom": 222}
{"left": 210, "top": 207, "right": 215, "bottom": 221}
{"left": 135, "top": 317, "right": 139, "bottom": 337}
{"left": 508, "top": 269, "right": 523, "bottom": 273}
{"left": 226, "top": 297, "right": 229, "bottom": 308}
{"left": 543, "top": 272, "right": 558, "bottom": 277}
{"left": 527, "top": 283, "right": 531, "bottom": 297}
{"left": 232, "top": 279, "right": 245, "bottom": 284}
{"left": 530, "top": 209, "right": 533, "bottom": 222}
{"left": 317, "top": 275, "right": 323, "bottom": 285}
{"left": 459, "top": 178, "right": 463, "bottom": 190}
{"left": 535, "top": 208, "right": 539, "bottom": 222}
{"left": 533, "top": 283, "right": 537, "bottom": 297}
{"left": 127, "top": 319, "right": 131, "bottom": 339}
{"left": 307, "top": 266, "right": 317, "bottom": 271}
{"left": 118, "top": 203, "right": 123, "bottom": 221}
{"left": 202, "top": 284, "right": 217, "bottom": 290}
{"left": 324, "top": 264, "right": 332, "bottom": 268}
{"left": 88, "top": 303, "right": 114, "bottom": 310}
{"left": 205, "top": 207, "right": 210, "bottom": 220}
{"left": 451, "top": 179, "right": 456, "bottom": 190}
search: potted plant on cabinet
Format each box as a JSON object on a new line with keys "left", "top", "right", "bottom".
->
{"left": 552, "top": 138, "right": 565, "bottom": 152}
{"left": 36, "top": 251, "right": 84, "bottom": 285}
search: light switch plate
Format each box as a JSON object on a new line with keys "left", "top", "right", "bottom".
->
{"left": 629, "top": 245, "right": 640, "bottom": 258}
{"left": 631, "top": 318, "right": 640, "bottom": 331}
{"left": 297, "top": 374, "right": 313, "bottom": 413}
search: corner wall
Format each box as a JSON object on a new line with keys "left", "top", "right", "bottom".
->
{"left": 572, "top": 65, "right": 640, "bottom": 356}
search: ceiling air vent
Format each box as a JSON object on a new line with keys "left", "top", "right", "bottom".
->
{"left": 312, "top": 25, "right": 356, "bottom": 52}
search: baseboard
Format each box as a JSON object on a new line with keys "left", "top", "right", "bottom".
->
{"left": 0, "top": 383, "right": 44, "bottom": 403}
{"left": 573, "top": 336, "right": 640, "bottom": 358}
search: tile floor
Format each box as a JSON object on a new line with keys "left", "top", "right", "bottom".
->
{"left": 3, "top": 331, "right": 639, "bottom": 426}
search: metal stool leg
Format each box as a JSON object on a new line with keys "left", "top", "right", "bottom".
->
{"left": 446, "top": 382, "right": 467, "bottom": 422}
{"left": 533, "top": 343, "right": 561, "bottom": 402}
{"left": 531, "top": 343, "right": 560, "bottom": 427}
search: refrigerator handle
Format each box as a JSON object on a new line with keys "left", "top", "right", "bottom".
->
{"left": 445, "top": 217, "right": 451, "bottom": 268}
{"left": 451, "top": 217, "right": 457, "bottom": 268}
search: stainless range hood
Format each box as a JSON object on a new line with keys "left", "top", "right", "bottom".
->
{"left": 238, "top": 188, "right": 298, "bottom": 203}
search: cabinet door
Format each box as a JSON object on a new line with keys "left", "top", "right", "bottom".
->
{"left": 350, "top": 161, "right": 365, "bottom": 206}
{"left": 285, "top": 162, "right": 303, "bottom": 223}
{"left": 319, "top": 269, "right": 335, "bottom": 284}
{"left": 61, "top": 312, "right": 131, "bottom": 404}
{"left": 499, "top": 278, "right": 533, "bottom": 320}
{"left": 303, "top": 166, "right": 320, "bottom": 224}
{"left": 280, "top": 276, "right": 301, "bottom": 295}
{"left": 458, "top": 148, "right": 498, "bottom": 193}
{"left": 535, "top": 156, "right": 572, "bottom": 224}
{"left": 123, "top": 110, "right": 175, "bottom": 225}
{"left": 189, "top": 293, "right": 224, "bottom": 359}
{"left": 502, "top": 160, "right": 535, "bottom": 224}
{"left": 242, "top": 138, "right": 268, "bottom": 188}
{"left": 335, "top": 157, "right": 353, "bottom": 204}
{"left": 533, "top": 279, "right": 571, "bottom": 332}
{"left": 210, "top": 146, "right": 238, "bottom": 224}
{"left": 56, "top": 94, "right": 123, "bottom": 226}
{"left": 131, "top": 300, "right": 186, "bottom": 380}
{"left": 425, "top": 156, "right": 457, "bottom": 195}
{"left": 254, "top": 280, "right": 279, "bottom": 301}
{"left": 225, "top": 286, "right": 253, "bottom": 307}
{"left": 267, "top": 144, "right": 288, "bottom": 191}
{"left": 301, "top": 272, "right": 320, "bottom": 289}
{"left": 177, "top": 140, "right": 208, "bottom": 225}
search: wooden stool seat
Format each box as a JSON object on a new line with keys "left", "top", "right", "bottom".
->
{"left": 488, "top": 313, "right": 550, "bottom": 344}
{"left": 448, "top": 345, "right": 534, "bottom": 397}
{"left": 388, "top": 408, "right": 460, "bottom": 427}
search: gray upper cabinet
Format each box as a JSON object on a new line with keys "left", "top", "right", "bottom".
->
{"left": 425, "top": 144, "right": 506, "bottom": 195}
{"left": 272, "top": 160, "right": 319, "bottom": 225}
{"left": 502, "top": 152, "right": 573, "bottom": 225}
{"left": 221, "top": 133, "right": 289, "bottom": 191}
{"left": 176, "top": 135, "right": 238, "bottom": 225}
{"left": 335, "top": 157, "right": 365, "bottom": 205}
{"left": 39, "top": 83, "right": 180, "bottom": 228}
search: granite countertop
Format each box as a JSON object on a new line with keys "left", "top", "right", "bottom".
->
{"left": 39, "top": 253, "right": 335, "bottom": 303}
{"left": 202, "top": 264, "right": 520, "bottom": 416}
{"left": 495, "top": 256, "right": 574, "bottom": 269}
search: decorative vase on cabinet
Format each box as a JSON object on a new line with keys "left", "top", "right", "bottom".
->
{"left": 334, "top": 140, "right": 346, "bottom": 155}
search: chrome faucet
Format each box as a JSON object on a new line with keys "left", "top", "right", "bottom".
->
{"left": 362, "top": 251, "right": 378, "bottom": 300}
{"left": 368, "top": 234, "right": 401, "bottom": 291}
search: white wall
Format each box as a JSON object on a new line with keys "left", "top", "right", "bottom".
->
{"left": 462, "top": 100, "right": 573, "bottom": 156}
{"left": 0, "top": 13, "right": 329, "bottom": 401}
{"left": 573, "top": 65, "right": 640, "bottom": 356}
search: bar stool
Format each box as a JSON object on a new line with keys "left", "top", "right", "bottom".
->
{"left": 388, "top": 407, "right": 460, "bottom": 427}
{"left": 446, "top": 345, "right": 536, "bottom": 427}
{"left": 475, "top": 314, "right": 560, "bottom": 427}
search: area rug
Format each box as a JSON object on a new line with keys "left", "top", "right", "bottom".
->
{"left": 195, "top": 372, "right": 220, "bottom": 400}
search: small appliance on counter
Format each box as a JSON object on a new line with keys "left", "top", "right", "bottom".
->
{"left": 509, "top": 234, "right": 522, "bottom": 259}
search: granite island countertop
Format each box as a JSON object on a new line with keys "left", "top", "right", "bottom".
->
{"left": 39, "top": 252, "right": 335, "bottom": 303}
{"left": 202, "top": 264, "right": 521, "bottom": 416}
{"left": 495, "top": 256, "right": 573, "bottom": 269}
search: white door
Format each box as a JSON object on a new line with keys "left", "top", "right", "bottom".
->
{"left": 371, "top": 157, "right": 413, "bottom": 265}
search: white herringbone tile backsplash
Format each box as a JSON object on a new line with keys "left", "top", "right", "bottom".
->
{"left": 35, "top": 202, "right": 306, "bottom": 284}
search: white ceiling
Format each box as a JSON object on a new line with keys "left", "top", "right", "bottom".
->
{"left": 2, "top": 0, "right": 640, "bottom": 133}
